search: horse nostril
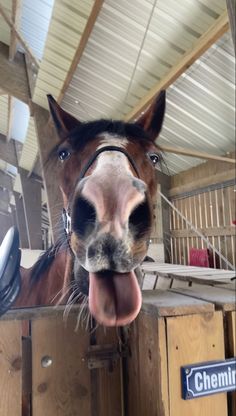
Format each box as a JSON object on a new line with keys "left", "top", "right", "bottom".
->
{"left": 129, "top": 200, "right": 151, "bottom": 238}
{"left": 72, "top": 196, "right": 96, "bottom": 237}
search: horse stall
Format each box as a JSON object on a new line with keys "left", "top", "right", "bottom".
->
{"left": 0, "top": 0, "right": 235, "bottom": 416}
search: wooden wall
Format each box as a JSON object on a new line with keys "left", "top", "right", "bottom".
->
{"left": 168, "top": 155, "right": 235, "bottom": 269}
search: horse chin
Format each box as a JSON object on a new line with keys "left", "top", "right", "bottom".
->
{"left": 88, "top": 270, "right": 142, "bottom": 327}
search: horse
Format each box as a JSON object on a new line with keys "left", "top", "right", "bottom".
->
{"left": 14, "top": 90, "right": 166, "bottom": 328}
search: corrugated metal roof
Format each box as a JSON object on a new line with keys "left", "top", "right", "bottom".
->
{"left": 61, "top": 0, "right": 227, "bottom": 122}
{"left": 159, "top": 31, "right": 235, "bottom": 174}
{"left": 0, "top": 0, "right": 12, "bottom": 46}
{"left": 33, "top": 0, "right": 94, "bottom": 108}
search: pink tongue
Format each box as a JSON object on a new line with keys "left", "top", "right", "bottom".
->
{"left": 88, "top": 271, "right": 142, "bottom": 326}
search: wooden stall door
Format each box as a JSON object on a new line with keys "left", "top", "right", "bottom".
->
{"left": 0, "top": 321, "right": 22, "bottom": 416}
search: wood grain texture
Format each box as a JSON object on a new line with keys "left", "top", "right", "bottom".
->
{"left": 94, "top": 327, "right": 123, "bottom": 416}
{"left": 142, "top": 290, "right": 214, "bottom": 317}
{"left": 31, "top": 316, "right": 91, "bottom": 416}
{"left": 0, "top": 320, "right": 22, "bottom": 416}
{"left": 167, "top": 311, "right": 227, "bottom": 416}
{"left": 172, "top": 286, "right": 236, "bottom": 312}
{"left": 127, "top": 314, "right": 169, "bottom": 416}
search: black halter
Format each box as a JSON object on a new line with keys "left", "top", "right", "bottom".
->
{"left": 62, "top": 145, "right": 140, "bottom": 235}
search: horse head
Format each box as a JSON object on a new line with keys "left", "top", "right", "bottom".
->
{"left": 47, "top": 92, "right": 166, "bottom": 326}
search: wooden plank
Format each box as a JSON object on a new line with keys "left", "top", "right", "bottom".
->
{"left": 141, "top": 290, "right": 214, "bottom": 317}
{"left": 0, "top": 133, "right": 18, "bottom": 166}
{"left": 167, "top": 311, "right": 227, "bottom": 416}
{"left": 6, "top": 95, "right": 13, "bottom": 142}
{"left": 160, "top": 144, "right": 236, "bottom": 164}
{"left": 169, "top": 169, "right": 235, "bottom": 197}
{"left": 0, "top": 41, "right": 30, "bottom": 104}
{"left": 19, "top": 167, "right": 42, "bottom": 249}
{"left": 58, "top": 0, "right": 104, "bottom": 103}
{"left": 0, "top": 320, "right": 22, "bottom": 416}
{"left": 31, "top": 316, "right": 91, "bottom": 416}
{"left": 125, "top": 11, "right": 229, "bottom": 121}
{"left": 172, "top": 286, "right": 236, "bottom": 312}
{"left": 127, "top": 315, "right": 169, "bottom": 416}
{"left": 170, "top": 226, "right": 236, "bottom": 237}
{"left": 33, "top": 104, "right": 63, "bottom": 242}
{"left": 94, "top": 328, "right": 123, "bottom": 416}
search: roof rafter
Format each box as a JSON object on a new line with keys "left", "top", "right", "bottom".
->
{"left": 0, "top": 41, "right": 30, "bottom": 104}
{"left": 124, "top": 11, "right": 229, "bottom": 121}
{"left": 161, "top": 145, "right": 236, "bottom": 164}
{"left": 9, "top": 0, "right": 21, "bottom": 61}
{"left": 57, "top": 0, "right": 104, "bottom": 104}
{"left": 0, "top": 3, "right": 40, "bottom": 67}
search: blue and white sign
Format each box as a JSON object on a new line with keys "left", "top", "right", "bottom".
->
{"left": 181, "top": 358, "right": 236, "bottom": 400}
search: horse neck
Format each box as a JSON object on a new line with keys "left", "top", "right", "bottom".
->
{"left": 16, "top": 250, "right": 73, "bottom": 308}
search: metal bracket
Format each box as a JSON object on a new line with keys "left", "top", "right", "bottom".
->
{"left": 86, "top": 343, "right": 128, "bottom": 372}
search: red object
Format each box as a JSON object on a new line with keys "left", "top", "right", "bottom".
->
{"left": 232, "top": 220, "right": 236, "bottom": 225}
{"left": 189, "top": 248, "right": 213, "bottom": 268}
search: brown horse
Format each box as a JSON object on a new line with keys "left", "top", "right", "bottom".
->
{"left": 15, "top": 91, "right": 166, "bottom": 327}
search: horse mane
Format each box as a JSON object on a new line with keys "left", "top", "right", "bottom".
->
{"left": 30, "top": 238, "right": 67, "bottom": 283}
{"left": 49, "top": 119, "right": 154, "bottom": 160}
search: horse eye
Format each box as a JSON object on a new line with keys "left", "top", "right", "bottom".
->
{"left": 148, "top": 153, "right": 160, "bottom": 166}
{"left": 58, "top": 148, "right": 71, "bottom": 162}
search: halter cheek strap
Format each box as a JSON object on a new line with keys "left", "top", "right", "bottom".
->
{"left": 62, "top": 145, "right": 141, "bottom": 235}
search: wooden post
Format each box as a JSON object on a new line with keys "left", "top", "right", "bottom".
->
{"left": 127, "top": 290, "right": 228, "bottom": 416}
{"left": 19, "top": 167, "right": 42, "bottom": 249}
{"left": 14, "top": 191, "right": 29, "bottom": 248}
{"left": 33, "top": 104, "right": 63, "bottom": 243}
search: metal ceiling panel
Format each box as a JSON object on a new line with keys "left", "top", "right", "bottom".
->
{"left": 0, "top": 94, "right": 8, "bottom": 136}
{"left": 19, "top": 117, "right": 38, "bottom": 171}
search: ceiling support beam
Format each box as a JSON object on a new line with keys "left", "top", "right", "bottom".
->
{"left": 0, "top": 170, "right": 13, "bottom": 190}
{"left": 7, "top": 95, "right": 14, "bottom": 142}
{"left": 14, "top": 191, "right": 29, "bottom": 248}
{"left": 19, "top": 167, "right": 42, "bottom": 249}
{"left": 9, "top": 0, "right": 22, "bottom": 61}
{"left": 124, "top": 11, "right": 229, "bottom": 121}
{"left": 160, "top": 145, "right": 236, "bottom": 164}
{"left": 0, "top": 133, "right": 18, "bottom": 166}
{"left": 0, "top": 42, "right": 30, "bottom": 104}
{"left": 58, "top": 0, "right": 104, "bottom": 103}
{"left": 33, "top": 104, "right": 63, "bottom": 243}
{"left": 0, "top": 4, "right": 40, "bottom": 67}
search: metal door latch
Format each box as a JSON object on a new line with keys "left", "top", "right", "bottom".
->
{"left": 86, "top": 343, "right": 128, "bottom": 372}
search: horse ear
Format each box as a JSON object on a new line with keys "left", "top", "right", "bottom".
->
{"left": 47, "top": 95, "right": 81, "bottom": 140}
{"left": 135, "top": 90, "right": 166, "bottom": 141}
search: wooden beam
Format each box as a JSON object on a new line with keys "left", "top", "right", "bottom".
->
{"left": 19, "top": 167, "right": 42, "bottom": 249}
{"left": 226, "top": 0, "right": 235, "bottom": 51}
{"left": 6, "top": 95, "right": 14, "bottom": 142}
{"left": 33, "top": 104, "right": 63, "bottom": 243}
{"left": 57, "top": 0, "right": 104, "bottom": 103}
{"left": 169, "top": 169, "right": 235, "bottom": 197}
{"left": 0, "top": 42, "right": 30, "bottom": 104}
{"left": 0, "top": 4, "right": 40, "bottom": 67}
{"left": 0, "top": 133, "right": 18, "bottom": 166}
{"left": 9, "top": 0, "right": 21, "bottom": 61}
{"left": 0, "top": 169, "right": 13, "bottom": 190}
{"left": 14, "top": 191, "right": 29, "bottom": 248}
{"left": 124, "top": 11, "right": 229, "bottom": 121}
{"left": 161, "top": 144, "right": 236, "bottom": 164}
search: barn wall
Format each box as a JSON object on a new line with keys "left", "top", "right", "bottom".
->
{"left": 168, "top": 154, "right": 235, "bottom": 269}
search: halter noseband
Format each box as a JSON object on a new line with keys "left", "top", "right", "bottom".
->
{"left": 62, "top": 145, "right": 140, "bottom": 235}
